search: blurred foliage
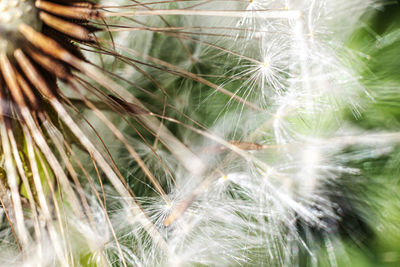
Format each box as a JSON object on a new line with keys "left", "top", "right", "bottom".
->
{"left": 331, "top": 2, "right": 400, "bottom": 266}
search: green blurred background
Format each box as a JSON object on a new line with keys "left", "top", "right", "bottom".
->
{"left": 328, "top": 1, "right": 400, "bottom": 266}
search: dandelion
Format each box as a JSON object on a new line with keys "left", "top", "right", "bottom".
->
{"left": 0, "top": 0, "right": 169, "bottom": 265}
{"left": 0, "top": 0, "right": 393, "bottom": 266}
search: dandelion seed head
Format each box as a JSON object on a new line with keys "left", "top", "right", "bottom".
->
{"left": 0, "top": 0, "right": 40, "bottom": 54}
{"left": 0, "top": 0, "right": 387, "bottom": 265}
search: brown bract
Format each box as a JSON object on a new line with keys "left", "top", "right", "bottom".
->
{"left": 0, "top": 1, "right": 168, "bottom": 261}
{"left": 2, "top": 0, "right": 99, "bottom": 111}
